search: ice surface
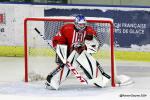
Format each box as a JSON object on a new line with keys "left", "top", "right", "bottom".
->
{"left": 0, "top": 57, "right": 150, "bottom": 100}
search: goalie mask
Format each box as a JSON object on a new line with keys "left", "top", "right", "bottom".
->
{"left": 74, "top": 15, "right": 87, "bottom": 31}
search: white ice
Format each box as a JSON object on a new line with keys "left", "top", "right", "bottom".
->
{"left": 0, "top": 57, "right": 150, "bottom": 100}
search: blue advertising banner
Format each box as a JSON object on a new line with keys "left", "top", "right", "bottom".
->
{"left": 44, "top": 7, "right": 150, "bottom": 48}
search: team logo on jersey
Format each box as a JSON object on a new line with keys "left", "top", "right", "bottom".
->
{"left": 72, "top": 30, "right": 86, "bottom": 44}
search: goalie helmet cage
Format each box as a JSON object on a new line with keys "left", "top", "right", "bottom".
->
{"left": 24, "top": 16, "right": 116, "bottom": 87}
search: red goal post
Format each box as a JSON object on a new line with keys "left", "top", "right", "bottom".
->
{"left": 24, "top": 16, "right": 115, "bottom": 87}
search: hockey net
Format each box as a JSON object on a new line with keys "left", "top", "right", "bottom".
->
{"left": 24, "top": 16, "right": 116, "bottom": 87}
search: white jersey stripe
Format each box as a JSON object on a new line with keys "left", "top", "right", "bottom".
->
{"left": 83, "top": 31, "right": 86, "bottom": 42}
{"left": 72, "top": 30, "right": 76, "bottom": 45}
{"left": 75, "top": 32, "right": 78, "bottom": 42}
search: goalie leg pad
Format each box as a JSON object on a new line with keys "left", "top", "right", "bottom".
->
{"left": 76, "top": 50, "right": 110, "bottom": 87}
{"left": 76, "top": 50, "right": 98, "bottom": 78}
{"left": 67, "top": 50, "right": 80, "bottom": 67}
{"left": 46, "top": 50, "right": 81, "bottom": 90}
{"left": 46, "top": 46, "right": 81, "bottom": 90}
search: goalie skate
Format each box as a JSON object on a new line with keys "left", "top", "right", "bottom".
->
{"left": 45, "top": 75, "right": 60, "bottom": 90}
{"left": 45, "top": 81, "right": 59, "bottom": 90}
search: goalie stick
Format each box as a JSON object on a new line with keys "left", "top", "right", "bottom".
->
{"left": 34, "top": 27, "right": 110, "bottom": 87}
{"left": 34, "top": 28, "right": 55, "bottom": 51}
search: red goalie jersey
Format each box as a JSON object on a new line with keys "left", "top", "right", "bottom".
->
{"left": 52, "top": 23, "right": 96, "bottom": 53}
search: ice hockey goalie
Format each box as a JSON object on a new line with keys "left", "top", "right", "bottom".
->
{"left": 45, "top": 14, "right": 111, "bottom": 90}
